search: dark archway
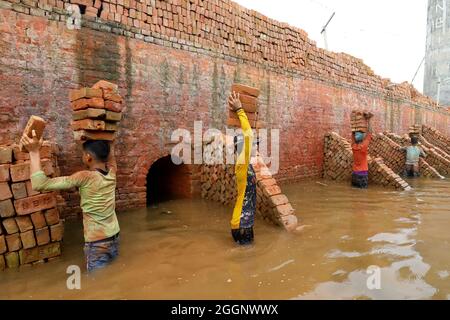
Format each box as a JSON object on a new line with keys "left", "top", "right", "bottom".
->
{"left": 146, "top": 155, "right": 194, "bottom": 205}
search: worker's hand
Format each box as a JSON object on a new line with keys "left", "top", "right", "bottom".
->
{"left": 228, "top": 91, "right": 243, "bottom": 112}
{"left": 20, "top": 130, "right": 43, "bottom": 153}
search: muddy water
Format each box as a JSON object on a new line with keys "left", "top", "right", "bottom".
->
{"left": 1, "top": 179, "right": 449, "bottom": 300}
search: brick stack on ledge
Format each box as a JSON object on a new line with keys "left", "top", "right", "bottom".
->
{"left": 0, "top": 143, "right": 63, "bottom": 271}
{"left": 422, "top": 125, "right": 450, "bottom": 155}
{"left": 201, "top": 135, "right": 298, "bottom": 232}
{"left": 70, "top": 80, "right": 123, "bottom": 142}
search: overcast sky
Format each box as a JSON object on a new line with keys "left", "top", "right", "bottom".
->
{"left": 234, "top": 0, "right": 428, "bottom": 92}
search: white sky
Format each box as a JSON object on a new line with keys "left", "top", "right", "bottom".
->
{"left": 234, "top": 0, "right": 428, "bottom": 92}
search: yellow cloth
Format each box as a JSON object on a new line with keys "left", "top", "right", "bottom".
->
{"left": 231, "top": 109, "right": 253, "bottom": 229}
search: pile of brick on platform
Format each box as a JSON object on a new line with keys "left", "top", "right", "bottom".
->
{"left": 408, "top": 124, "right": 421, "bottom": 136}
{"left": 70, "top": 80, "right": 123, "bottom": 141}
{"left": 227, "top": 84, "right": 263, "bottom": 129}
{"left": 0, "top": 143, "right": 63, "bottom": 270}
{"left": 369, "top": 134, "right": 405, "bottom": 175}
{"left": 201, "top": 137, "right": 298, "bottom": 231}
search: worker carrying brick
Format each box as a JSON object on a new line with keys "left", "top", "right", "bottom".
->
{"left": 20, "top": 131, "right": 120, "bottom": 272}
{"left": 228, "top": 92, "right": 257, "bottom": 245}
{"left": 400, "top": 136, "right": 427, "bottom": 177}
{"left": 351, "top": 112, "right": 374, "bottom": 189}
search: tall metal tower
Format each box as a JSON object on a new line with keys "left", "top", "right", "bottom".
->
{"left": 424, "top": 0, "right": 450, "bottom": 106}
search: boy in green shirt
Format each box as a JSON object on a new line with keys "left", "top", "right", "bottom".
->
{"left": 21, "top": 131, "right": 120, "bottom": 272}
{"left": 401, "top": 136, "right": 427, "bottom": 177}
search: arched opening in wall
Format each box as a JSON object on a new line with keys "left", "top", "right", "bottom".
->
{"left": 146, "top": 155, "right": 198, "bottom": 206}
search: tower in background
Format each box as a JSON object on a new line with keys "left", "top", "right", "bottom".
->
{"left": 424, "top": 0, "right": 450, "bottom": 106}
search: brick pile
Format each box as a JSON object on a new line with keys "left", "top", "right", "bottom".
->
{"left": 369, "top": 133, "right": 405, "bottom": 174}
{"left": 323, "top": 132, "right": 353, "bottom": 181}
{"left": 368, "top": 157, "right": 411, "bottom": 190}
{"left": 0, "top": 143, "right": 63, "bottom": 270}
{"left": 408, "top": 124, "right": 421, "bottom": 137}
{"left": 351, "top": 111, "right": 371, "bottom": 133}
{"left": 422, "top": 125, "right": 450, "bottom": 155}
{"left": 201, "top": 135, "right": 298, "bottom": 232}
{"left": 70, "top": 80, "right": 123, "bottom": 142}
{"left": 227, "top": 83, "right": 261, "bottom": 129}
{"left": 419, "top": 158, "right": 445, "bottom": 179}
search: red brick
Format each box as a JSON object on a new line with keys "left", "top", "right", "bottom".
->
{"left": 6, "top": 233, "right": 22, "bottom": 252}
{"left": 73, "top": 130, "right": 116, "bottom": 141}
{"left": 20, "top": 230, "right": 36, "bottom": 249}
{"left": 104, "top": 100, "right": 123, "bottom": 112}
{"left": 105, "top": 111, "right": 122, "bottom": 121}
{"left": 0, "top": 164, "right": 10, "bottom": 182}
{"left": 275, "top": 203, "right": 295, "bottom": 217}
{"left": 2, "top": 218, "right": 19, "bottom": 234}
{"left": 92, "top": 80, "right": 118, "bottom": 91}
{"left": 10, "top": 159, "right": 54, "bottom": 182}
{"left": 0, "top": 235, "right": 7, "bottom": 254}
{"left": 5, "top": 251, "right": 19, "bottom": 268}
{"left": 19, "top": 116, "right": 46, "bottom": 151}
{"left": 44, "top": 208, "right": 60, "bottom": 226}
{"left": 72, "top": 119, "right": 106, "bottom": 131}
{"left": 30, "top": 211, "right": 47, "bottom": 229}
{"left": 269, "top": 194, "right": 289, "bottom": 207}
{"left": 0, "top": 254, "right": 4, "bottom": 270}
{"left": 69, "top": 88, "right": 103, "bottom": 102}
{"left": 15, "top": 216, "right": 34, "bottom": 232}
{"left": 26, "top": 180, "right": 40, "bottom": 196}
{"left": 50, "top": 222, "right": 64, "bottom": 242}
{"left": 0, "top": 199, "right": 15, "bottom": 218}
{"left": 19, "top": 242, "right": 60, "bottom": 265}
{"left": 262, "top": 185, "right": 282, "bottom": 197}
{"left": 35, "top": 227, "right": 50, "bottom": 246}
{"left": 13, "top": 143, "right": 53, "bottom": 161}
{"left": 0, "top": 182, "right": 12, "bottom": 201}
{"left": 71, "top": 97, "right": 105, "bottom": 111}
{"left": 14, "top": 193, "right": 57, "bottom": 216}
{"left": 231, "top": 84, "right": 260, "bottom": 97}
{"left": 0, "top": 146, "right": 12, "bottom": 164}
{"left": 72, "top": 108, "right": 106, "bottom": 121}
{"left": 11, "top": 182, "right": 27, "bottom": 199}
{"left": 258, "top": 178, "right": 277, "bottom": 188}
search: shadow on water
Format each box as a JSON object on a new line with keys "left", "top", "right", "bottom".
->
{"left": 0, "top": 179, "right": 449, "bottom": 299}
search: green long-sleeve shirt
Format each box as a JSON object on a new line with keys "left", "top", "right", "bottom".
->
{"left": 31, "top": 170, "right": 120, "bottom": 242}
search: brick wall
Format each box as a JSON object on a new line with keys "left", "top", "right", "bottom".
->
{"left": 0, "top": 0, "right": 450, "bottom": 218}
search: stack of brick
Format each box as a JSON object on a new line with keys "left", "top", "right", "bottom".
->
{"left": 408, "top": 124, "right": 421, "bottom": 137}
{"left": 368, "top": 157, "right": 411, "bottom": 190}
{"left": 201, "top": 135, "right": 298, "bottom": 232}
{"left": 0, "top": 143, "right": 63, "bottom": 271}
{"left": 419, "top": 135, "right": 450, "bottom": 161}
{"left": 227, "top": 84, "right": 262, "bottom": 129}
{"left": 351, "top": 111, "right": 371, "bottom": 133}
{"left": 70, "top": 80, "right": 123, "bottom": 142}
{"left": 419, "top": 158, "right": 445, "bottom": 179}
{"left": 369, "top": 133, "right": 406, "bottom": 174}
{"left": 422, "top": 125, "right": 450, "bottom": 155}
{"left": 323, "top": 132, "right": 411, "bottom": 190}
{"left": 323, "top": 132, "right": 353, "bottom": 181}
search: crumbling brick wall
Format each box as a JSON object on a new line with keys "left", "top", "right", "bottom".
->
{"left": 0, "top": 0, "right": 450, "bottom": 218}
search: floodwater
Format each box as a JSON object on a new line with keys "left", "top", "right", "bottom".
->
{"left": 1, "top": 179, "right": 449, "bottom": 300}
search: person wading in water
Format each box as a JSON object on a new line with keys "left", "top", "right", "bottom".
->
{"left": 228, "top": 91, "right": 257, "bottom": 245}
